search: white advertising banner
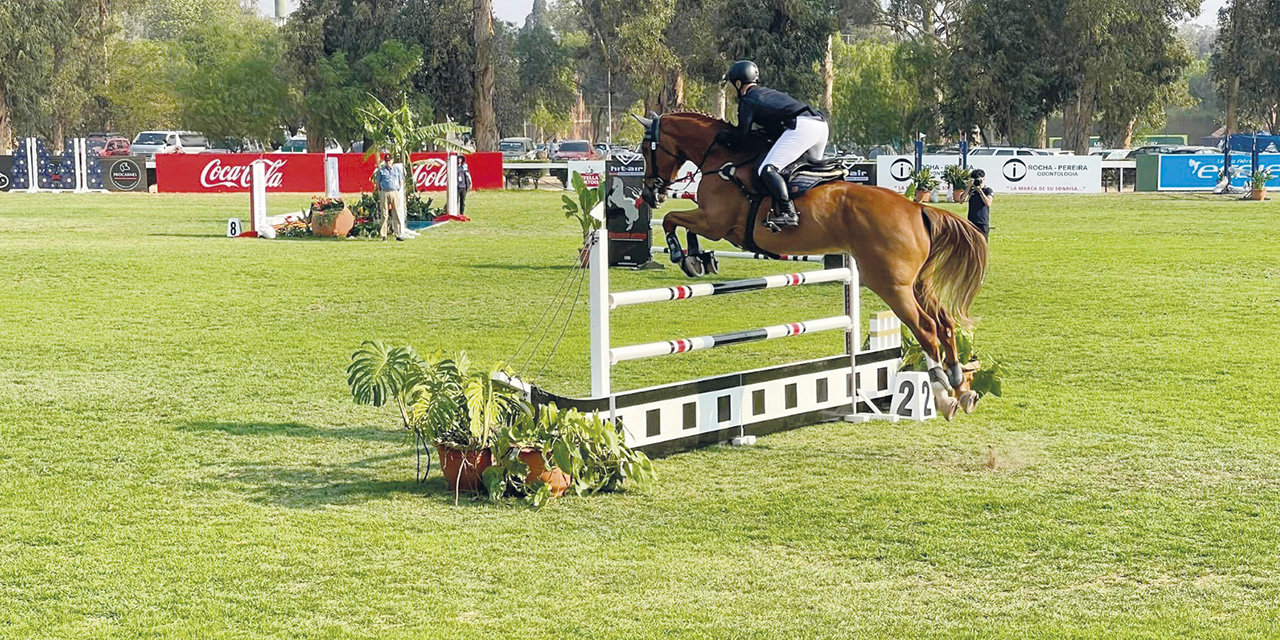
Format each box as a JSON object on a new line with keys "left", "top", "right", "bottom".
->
{"left": 876, "top": 154, "right": 1102, "bottom": 194}
{"left": 567, "top": 160, "right": 607, "bottom": 189}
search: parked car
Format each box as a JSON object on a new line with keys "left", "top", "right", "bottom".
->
{"left": 86, "top": 132, "right": 129, "bottom": 156}
{"left": 1165, "top": 145, "right": 1220, "bottom": 154}
{"left": 86, "top": 134, "right": 131, "bottom": 156}
{"left": 552, "top": 139, "right": 598, "bottom": 161}
{"left": 130, "top": 131, "right": 208, "bottom": 158}
{"left": 969, "top": 146, "right": 1050, "bottom": 157}
{"left": 1124, "top": 145, "right": 1181, "bottom": 159}
{"left": 1089, "top": 148, "right": 1131, "bottom": 160}
{"left": 499, "top": 137, "right": 536, "bottom": 160}
{"left": 278, "top": 136, "right": 343, "bottom": 153}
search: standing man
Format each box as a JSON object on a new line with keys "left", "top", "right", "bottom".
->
{"left": 967, "top": 168, "right": 993, "bottom": 237}
{"left": 722, "top": 60, "right": 828, "bottom": 231}
{"left": 456, "top": 155, "right": 472, "bottom": 218}
{"left": 373, "top": 153, "right": 407, "bottom": 241}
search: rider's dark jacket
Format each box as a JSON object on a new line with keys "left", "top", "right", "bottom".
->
{"left": 735, "top": 86, "right": 823, "bottom": 142}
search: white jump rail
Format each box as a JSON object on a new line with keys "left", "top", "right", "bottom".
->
{"left": 609, "top": 268, "right": 852, "bottom": 308}
{"left": 610, "top": 315, "right": 853, "bottom": 364}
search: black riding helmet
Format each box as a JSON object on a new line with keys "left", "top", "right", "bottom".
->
{"left": 724, "top": 60, "right": 759, "bottom": 86}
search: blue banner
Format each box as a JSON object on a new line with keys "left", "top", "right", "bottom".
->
{"left": 1158, "top": 154, "right": 1280, "bottom": 190}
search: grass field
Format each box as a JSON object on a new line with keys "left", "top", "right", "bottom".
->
{"left": 1, "top": 189, "right": 1279, "bottom": 638}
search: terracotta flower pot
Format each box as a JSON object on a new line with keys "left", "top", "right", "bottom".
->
{"left": 914, "top": 189, "right": 928, "bottom": 203}
{"left": 311, "top": 206, "right": 355, "bottom": 237}
{"left": 1250, "top": 188, "right": 1266, "bottom": 201}
{"left": 437, "top": 445, "right": 493, "bottom": 493}
{"left": 953, "top": 189, "right": 966, "bottom": 203}
{"left": 519, "top": 449, "right": 571, "bottom": 497}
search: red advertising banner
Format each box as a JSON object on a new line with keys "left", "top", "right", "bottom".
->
{"left": 157, "top": 152, "right": 502, "bottom": 193}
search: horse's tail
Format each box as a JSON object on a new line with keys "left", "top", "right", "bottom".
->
{"left": 916, "top": 205, "right": 988, "bottom": 330}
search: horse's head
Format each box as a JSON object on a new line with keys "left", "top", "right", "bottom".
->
{"left": 636, "top": 111, "right": 726, "bottom": 208}
{"left": 636, "top": 113, "right": 672, "bottom": 208}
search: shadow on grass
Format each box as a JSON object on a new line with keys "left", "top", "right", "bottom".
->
{"left": 469, "top": 263, "right": 581, "bottom": 272}
{"left": 185, "top": 421, "right": 499, "bottom": 508}
{"left": 183, "top": 421, "right": 406, "bottom": 443}
{"left": 198, "top": 458, "right": 499, "bottom": 509}
{"left": 195, "top": 460, "right": 423, "bottom": 509}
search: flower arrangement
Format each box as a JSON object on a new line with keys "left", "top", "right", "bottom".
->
{"left": 274, "top": 216, "right": 311, "bottom": 238}
{"left": 309, "top": 196, "right": 347, "bottom": 227}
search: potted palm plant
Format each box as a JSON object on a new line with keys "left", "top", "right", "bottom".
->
{"left": 1248, "top": 168, "right": 1272, "bottom": 201}
{"left": 944, "top": 165, "right": 971, "bottom": 202}
{"left": 909, "top": 167, "right": 939, "bottom": 203}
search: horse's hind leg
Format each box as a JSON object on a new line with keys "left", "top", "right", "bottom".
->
{"left": 864, "top": 279, "right": 961, "bottom": 421}
{"left": 934, "top": 307, "right": 964, "bottom": 389}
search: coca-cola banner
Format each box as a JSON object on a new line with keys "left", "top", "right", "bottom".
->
{"left": 156, "top": 152, "right": 502, "bottom": 193}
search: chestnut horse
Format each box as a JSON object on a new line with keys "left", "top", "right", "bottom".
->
{"left": 636, "top": 111, "right": 988, "bottom": 419}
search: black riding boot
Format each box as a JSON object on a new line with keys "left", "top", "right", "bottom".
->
{"left": 760, "top": 165, "right": 799, "bottom": 230}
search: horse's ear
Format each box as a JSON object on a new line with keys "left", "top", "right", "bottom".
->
{"left": 633, "top": 114, "right": 653, "bottom": 131}
{"left": 646, "top": 111, "right": 659, "bottom": 121}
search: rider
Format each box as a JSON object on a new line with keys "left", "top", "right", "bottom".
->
{"left": 722, "top": 60, "right": 829, "bottom": 230}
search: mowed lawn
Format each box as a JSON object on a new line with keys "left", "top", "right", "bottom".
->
{"left": 1, "top": 188, "right": 1279, "bottom": 639}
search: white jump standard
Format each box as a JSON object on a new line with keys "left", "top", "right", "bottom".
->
{"left": 518, "top": 202, "right": 904, "bottom": 455}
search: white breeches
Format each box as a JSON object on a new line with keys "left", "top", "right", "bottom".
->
{"left": 759, "top": 115, "right": 829, "bottom": 174}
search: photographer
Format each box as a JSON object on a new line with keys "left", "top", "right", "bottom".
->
{"left": 967, "top": 169, "right": 994, "bottom": 237}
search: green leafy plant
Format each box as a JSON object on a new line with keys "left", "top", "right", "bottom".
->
{"left": 1249, "top": 168, "right": 1272, "bottom": 192}
{"left": 561, "top": 171, "right": 604, "bottom": 240}
{"left": 483, "top": 403, "right": 656, "bottom": 507}
{"left": 899, "top": 327, "right": 1005, "bottom": 398}
{"left": 359, "top": 93, "right": 471, "bottom": 198}
{"left": 347, "top": 343, "right": 525, "bottom": 451}
{"left": 943, "top": 165, "right": 970, "bottom": 191}
{"left": 908, "top": 167, "right": 939, "bottom": 193}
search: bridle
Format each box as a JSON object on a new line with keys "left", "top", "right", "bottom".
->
{"left": 641, "top": 115, "right": 722, "bottom": 205}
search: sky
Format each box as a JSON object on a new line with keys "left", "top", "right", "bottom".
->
{"left": 259, "top": 0, "right": 1227, "bottom": 28}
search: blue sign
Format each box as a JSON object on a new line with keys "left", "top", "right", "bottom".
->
{"left": 1158, "top": 154, "right": 1280, "bottom": 190}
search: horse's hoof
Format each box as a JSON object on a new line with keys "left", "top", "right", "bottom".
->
{"left": 700, "top": 253, "right": 719, "bottom": 275}
{"left": 959, "top": 391, "right": 979, "bottom": 414}
{"left": 948, "top": 362, "right": 963, "bottom": 389}
{"left": 936, "top": 396, "right": 959, "bottom": 421}
{"left": 680, "top": 255, "right": 706, "bottom": 278}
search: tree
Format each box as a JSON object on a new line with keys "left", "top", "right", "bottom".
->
{"left": 871, "top": 0, "right": 964, "bottom": 138}
{"left": 473, "top": 0, "right": 498, "bottom": 150}
{"left": 515, "top": 0, "right": 575, "bottom": 119}
{"left": 944, "top": 0, "right": 1070, "bottom": 145}
{"left": 716, "top": 0, "right": 836, "bottom": 101}
{"left": 1212, "top": 0, "right": 1280, "bottom": 134}
{"left": 830, "top": 33, "right": 920, "bottom": 150}
{"left": 1057, "top": 0, "right": 1200, "bottom": 155}
{"left": 177, "top": 16, "right": 296, "bottom": 145}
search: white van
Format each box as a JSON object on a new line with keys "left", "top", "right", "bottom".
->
{"left": 131, "top": 131, "right": 209, "bottom": 158}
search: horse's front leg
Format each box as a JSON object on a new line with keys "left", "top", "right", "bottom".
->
{"left": 660, "top": 208, "right": 722, "bottom": 277}
{"left": 660, "top": 207, "right": 708, "bottom": 262}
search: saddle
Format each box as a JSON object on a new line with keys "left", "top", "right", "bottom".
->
{"left": 784, "top": 159, "right": 847, "bottom": 198}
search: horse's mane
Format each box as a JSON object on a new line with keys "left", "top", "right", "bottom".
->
{"left": 664, "top": 110, "right": 730, "bottom": 129}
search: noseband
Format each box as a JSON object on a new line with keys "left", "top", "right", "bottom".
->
{"left": 642, "top": 116, "right": 721, "bottom": 198}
